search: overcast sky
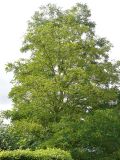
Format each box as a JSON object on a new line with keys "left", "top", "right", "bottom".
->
{"left": 0, "top": 0, "right": 120, "bottom": 111}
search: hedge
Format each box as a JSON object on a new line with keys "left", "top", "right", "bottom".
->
{"left": 0, "top": 148, "right": 73, "bottom": 160}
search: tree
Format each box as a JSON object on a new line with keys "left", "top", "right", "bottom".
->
{"left": 45, "top": 109, "right": 120, "bottom": 159}
{"left": 0, "top": 113, "right": 15, "bottom": 150}
{"left": 4, "top": 3, "right": 120, "bottom": 159}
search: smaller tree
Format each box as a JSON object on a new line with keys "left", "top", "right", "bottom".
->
{"left": 0, "top": 113, "right": 11, "bottom": 150}
{"left": 42, "top": 109, "right": 120, "bottom": 159}
{"left": 7, "top": 120, "right": 48, "bottom": 149}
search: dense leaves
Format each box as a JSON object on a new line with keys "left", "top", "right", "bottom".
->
{"left": 5, "top": 4, "right": 120, "bottom": 123}
{"left": 3, "top": 3, "right": 120, "bottom": 160}
{"left": 0, "top": 149, "right": 73, "bottom": 160}
{"left": 43, "top": 109, "right": 120, "bottom": 159}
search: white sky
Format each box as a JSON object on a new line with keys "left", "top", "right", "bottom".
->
{"left": 0, "top": 0, "right": 120, "bottom": 111}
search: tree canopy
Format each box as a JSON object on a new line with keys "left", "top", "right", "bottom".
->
{"left": 3, "top": 3, "right": 120, "bottom": 159}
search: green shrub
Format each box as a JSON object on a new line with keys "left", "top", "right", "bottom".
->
{"left": 0, "top": 148, "right": 73, "bottom": 160}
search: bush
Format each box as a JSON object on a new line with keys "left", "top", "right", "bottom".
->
{"left": 0, "top": 148, "right": 73, "bottom": 160}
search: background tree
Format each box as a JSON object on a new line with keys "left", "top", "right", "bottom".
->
{"left": 44, "top": 109, "right": 120, "bottom": 159}
{"left": 4, "top": 3, "right": 120, "bottom": 159}
{"left": 0, "top": 113, "right": 15, "bottom": 150}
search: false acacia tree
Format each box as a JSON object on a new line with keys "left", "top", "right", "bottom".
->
{"left": 4, "top": 3, "right": 120, "bottom": 159}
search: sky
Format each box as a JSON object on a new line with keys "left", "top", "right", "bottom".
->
{"left": 0, "top": 0, "right": 120, "bottom": 111}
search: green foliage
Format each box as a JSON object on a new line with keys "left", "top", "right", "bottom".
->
{"left": 7, "top": 120, "right": 49, "bottom": 149}
{"left": 42, "top": 109, "right": 120, "bottom": 159}
{"left": 3, "top": 3, "right": 120, "bottom": 160}
{"left": 5, "top": 3, "right": 120, "bottom": 124}
{"left": 0, "top": 148, "right": 72, "bottom": 160}
{"left": 0, "top": 114, "right": 14, "bottom": 150}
